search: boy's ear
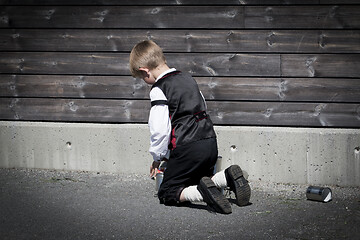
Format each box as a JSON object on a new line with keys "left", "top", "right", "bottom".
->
{"left": 139, "top": 67, "right": 150, "bottom": 74}
{"left": 139, "top": 67, "right": 152, "bottom": 80}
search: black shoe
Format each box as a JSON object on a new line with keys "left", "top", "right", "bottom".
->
{"left": 197, "top": 177, "right": 232, "bottom": 214}
{"left": 225, "top": 165, "right": 251, "bottom": 206}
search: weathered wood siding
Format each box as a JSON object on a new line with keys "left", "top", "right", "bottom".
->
{"left": 0, "top": 1, "right": 359, "bottom": 127}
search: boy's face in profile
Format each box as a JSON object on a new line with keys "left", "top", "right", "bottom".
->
{"left": 139, "top": 67, "right": 156, "bottom": 85}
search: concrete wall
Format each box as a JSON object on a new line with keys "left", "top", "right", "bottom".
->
{"left": 0, "top": 121, "right": 359, "bottom": 187}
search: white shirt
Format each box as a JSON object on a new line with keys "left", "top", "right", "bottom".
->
{"left": 148, "top": 68, "right": 176, "bottom": 162}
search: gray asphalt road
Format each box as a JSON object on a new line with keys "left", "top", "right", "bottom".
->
{"left": 0, "top": 168, "right": 359, "bottom": 240}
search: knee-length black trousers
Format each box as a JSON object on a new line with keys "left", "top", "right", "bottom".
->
{"left": 158, "top": 137, "right": 218, "bottom": 205}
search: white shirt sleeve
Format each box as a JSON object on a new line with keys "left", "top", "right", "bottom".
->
{"left": 148, "top": 87, "right": 171, "bottom": 162}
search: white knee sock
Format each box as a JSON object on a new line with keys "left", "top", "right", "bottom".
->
{"left": 182, "top": 185, "right": 203, "bottom": 202}
{"left": 211, "top": 170, "right": 227, "bottom": 188}
{"left": 182, "top": 171, "right": 228, "bottom": 202}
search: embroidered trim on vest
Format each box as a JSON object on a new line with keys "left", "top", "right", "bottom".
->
{"left": 152, "top": 71, "right": 182, "bottom": 90}
{"left": 193, "top": 111, "right": 208, "bottom": 122}
{"left": 168, "top": 115, "right": 176, "bottom": 150}
{"left": 158, "top": 70, "right": 181, "bottom": 81}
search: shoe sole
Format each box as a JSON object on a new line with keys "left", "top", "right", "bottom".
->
{"left": 198, "top": 177, "right": 232, "bottom": 214}
{"left": 227, "top": 165, "right": 251, "bottom": 206}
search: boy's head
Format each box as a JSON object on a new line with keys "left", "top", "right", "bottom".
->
{"left": 129, "top": 40, "right": 166, "bottom": 79}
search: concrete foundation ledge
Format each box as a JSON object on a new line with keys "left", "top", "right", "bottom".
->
{"left": 0, "top": 121, "right": 359, "bottom": 187}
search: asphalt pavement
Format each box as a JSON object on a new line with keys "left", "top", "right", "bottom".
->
{"left": 0, "top": 168, "right": 359, "bottom": 240}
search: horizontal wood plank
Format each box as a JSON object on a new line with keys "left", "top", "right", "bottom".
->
{"left": 0, "top": 75, "right": 150, "bottom": 99}
{"left": 207, "top": 101, "right": 360, "bottom": 127}
{"left": 281, "top": 54, "right": 360, "bottom": 78}
{"left": 0, "top": 52, "right": 281, "bottom": 77}
{"left": 321, "top": 0, "right": 360, "bottom": 3}
{"left": 1, "top": 75, "right": 360, "bottom": 103}
{"left": 2, "top": 0, "right": 350, "bottom": 6}
{"left": 1, "top": 52, "right": 359, "bottom": 78}
{"left": 0, "top": 6, "right": 245, "bottom": 29}
{"left": 0, "top": 6, "right": 359, "bottom": 29}
{"left": 0, "top": 98, "right": 149, "bottom": 122}
{"left": 1, "top": 29, "right": 359, "bottom": 53}
{"left": 1, "top": 98, "right": 359, "bottom": 127}
{"left": 244, "top": 6, "right": 360, "bottom": 29}
{"left": 196, "top": 77, "right": 360, "bottom": 103}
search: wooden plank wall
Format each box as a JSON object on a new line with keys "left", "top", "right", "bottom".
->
{"left": 0, "top": 0, "right": 359, "bottom": 127}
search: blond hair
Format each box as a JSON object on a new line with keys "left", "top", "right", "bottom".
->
{"left": 129, "top": 40, "right": 166, "bottom": 78}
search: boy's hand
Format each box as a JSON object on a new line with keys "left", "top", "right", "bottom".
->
{"left": 150, "top": 161, "right": 160, "bottom": 178}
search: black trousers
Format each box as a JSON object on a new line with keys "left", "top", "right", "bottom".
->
{"left": 158, "top": 137, "right": 218, "bottom": 205}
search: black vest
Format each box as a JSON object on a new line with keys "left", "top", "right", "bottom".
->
{"left": 151, "top": 71, "right": 216, "bottom": 149}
